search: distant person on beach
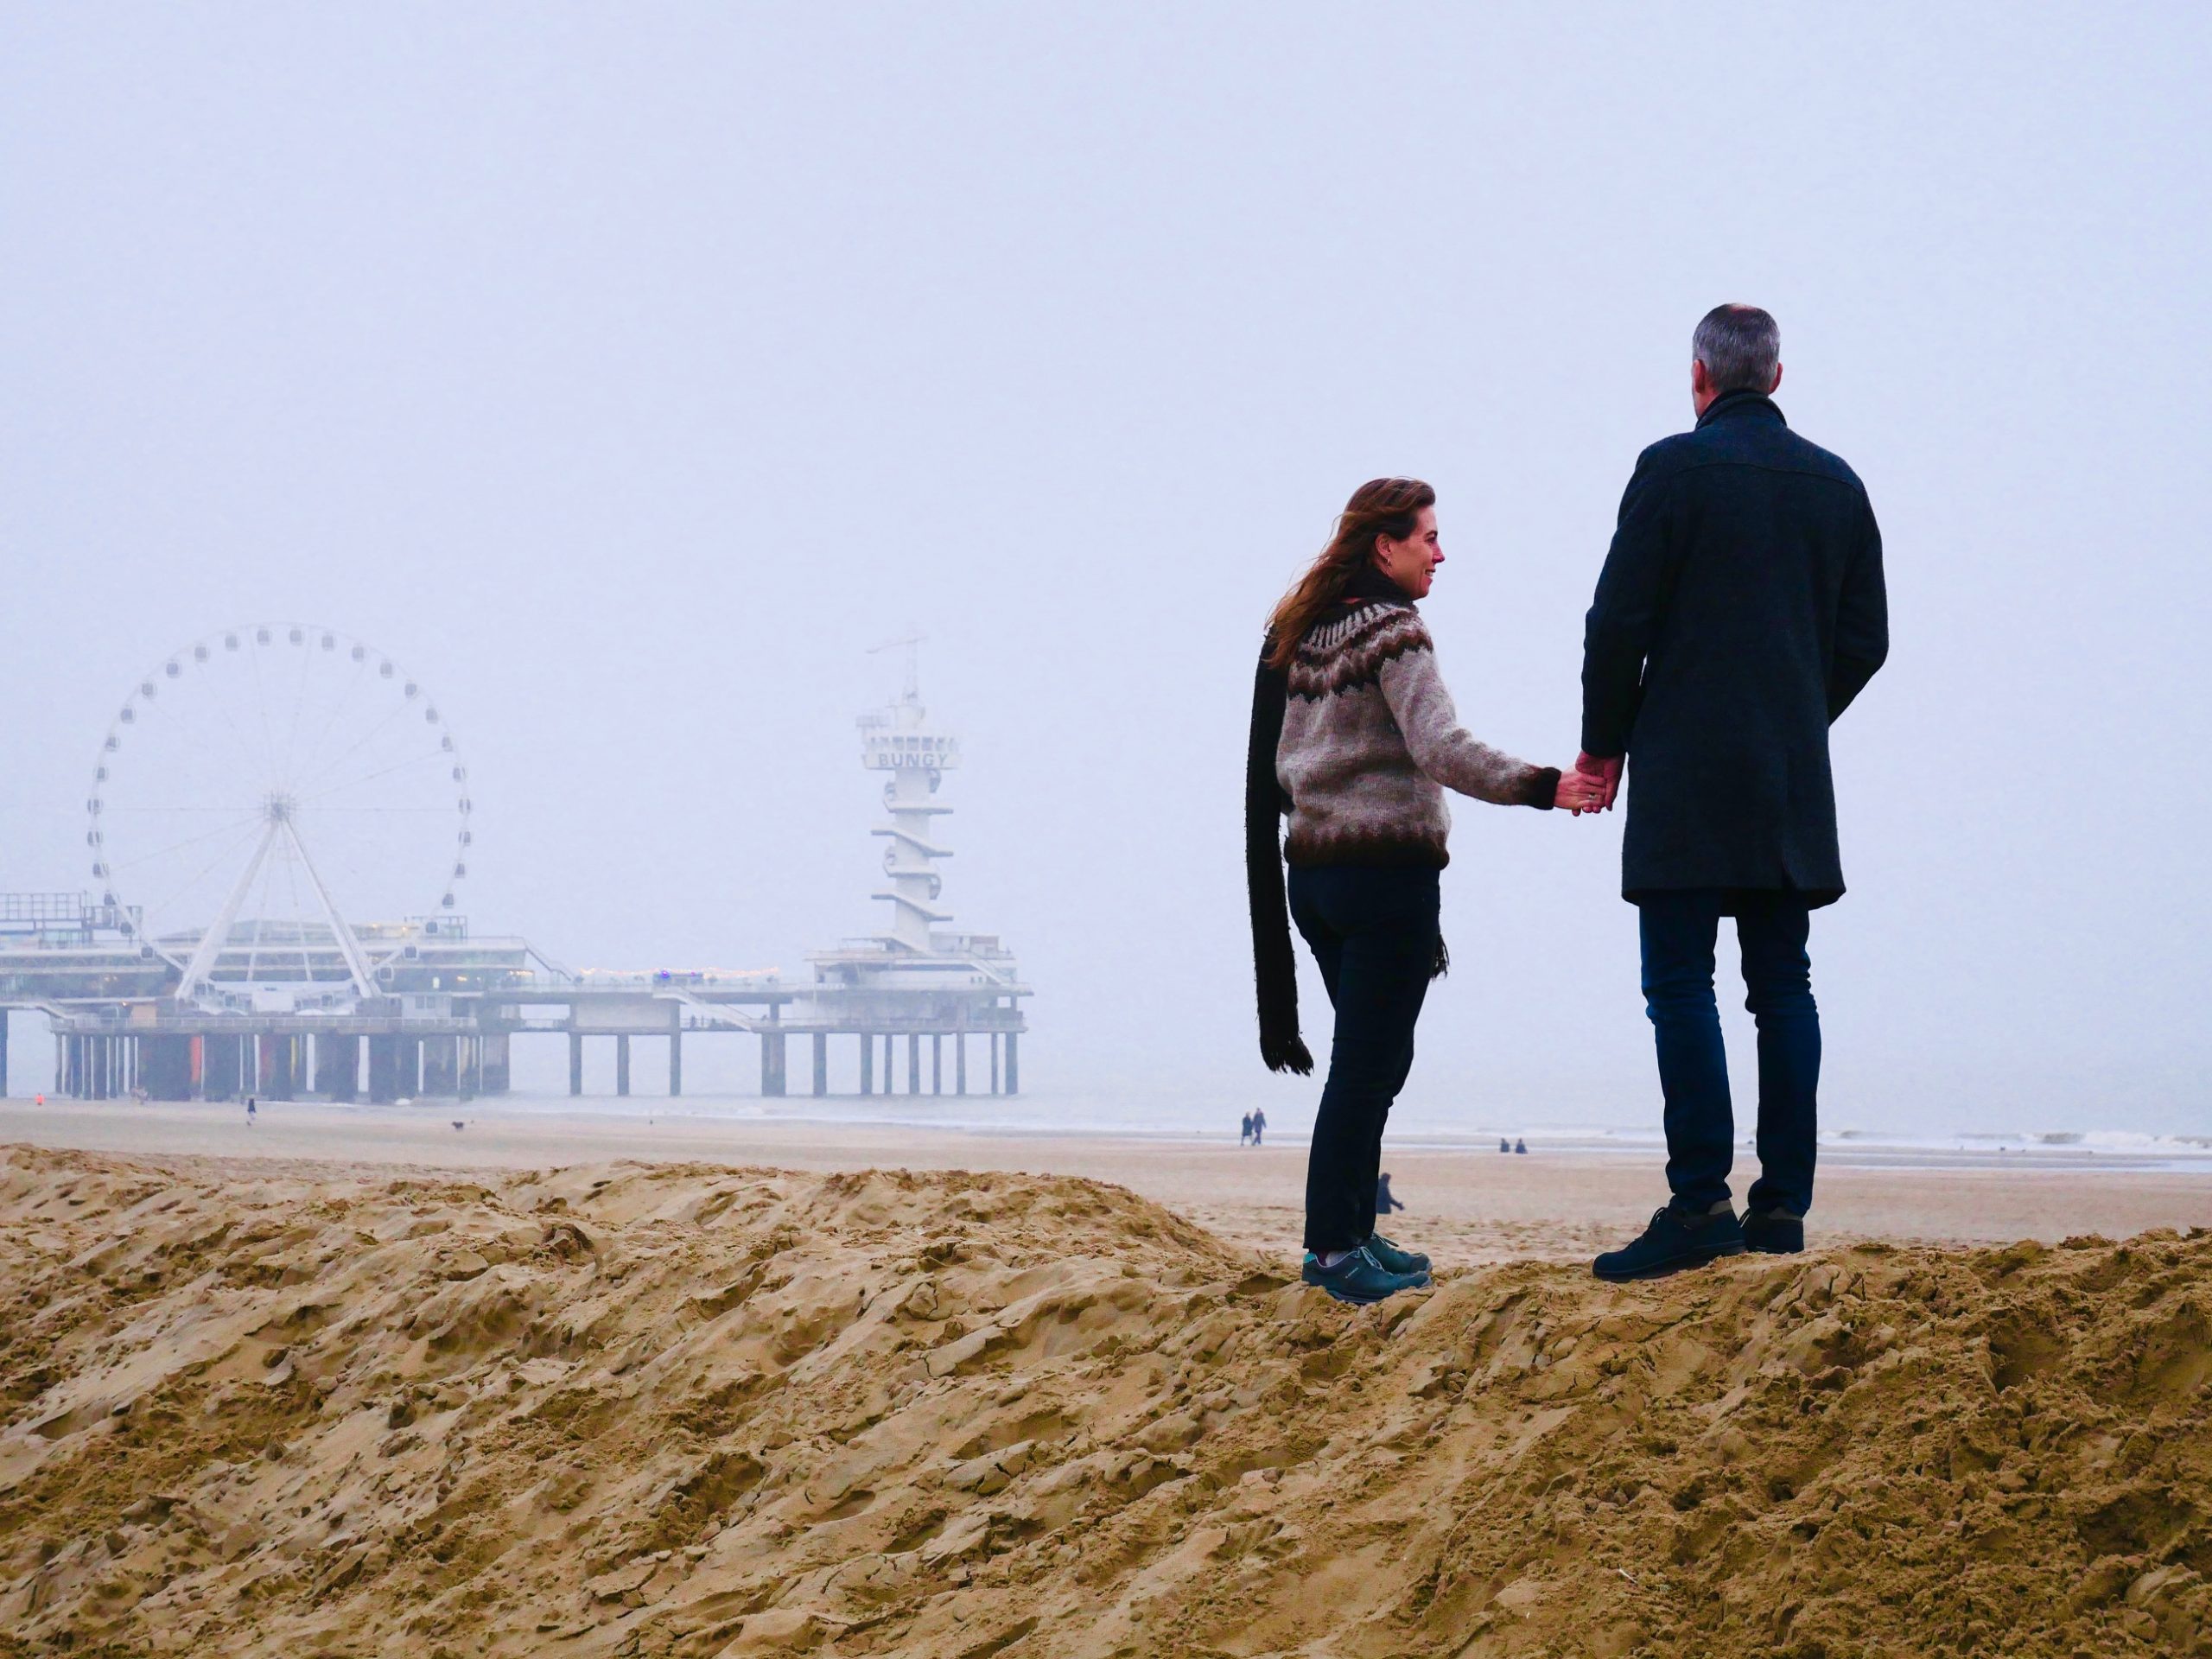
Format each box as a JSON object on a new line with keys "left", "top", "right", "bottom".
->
{"left": 1240, "top": 1112, "right": 1254, "bottom": 1145}
{"left": 1249, "top": 1108, "right": 1265, "bottom": 1146}
{"left": 1499, "top": 1138, "right": 1510, "bottom": 1154}
{"left": 1514, "top": 1138, "right": 1527, "bottom": 1155}
{"left": 1579, "top": 306, "right": 1888, "bottom": 1281}
{"left": 1248, "top": 478, "right": 1605, "bottom": 1305}
{"left": 246, "top": 1096, "right": 257, "bottom": 1126}
{"left": 1376, "top": 1172, "right": 1404, "bottom": 1215}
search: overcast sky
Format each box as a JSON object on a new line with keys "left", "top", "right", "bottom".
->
{"left": 3, "top": 4, "right": 2206, "bottom": 1133}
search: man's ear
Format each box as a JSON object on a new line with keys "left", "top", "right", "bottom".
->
{"left": 1770, "top": 362, "right": 1784, "bottom": 394}
{"left": 1691, "top": 359, "right": 1711, "bottom": 397}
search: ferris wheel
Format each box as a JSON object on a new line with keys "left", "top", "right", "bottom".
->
{"left": 86, "top": 625, "right": 473, "bottom": 1009}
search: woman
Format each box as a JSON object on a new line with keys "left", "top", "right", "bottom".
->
{"left": 1245, "top": 478, "right": 1601, "bottom": 1304}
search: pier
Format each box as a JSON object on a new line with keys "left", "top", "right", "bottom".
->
{"left": 0, "top": 629, "right": 1028, "bottom": 1103}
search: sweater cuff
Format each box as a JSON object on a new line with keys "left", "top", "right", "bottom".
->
{"left": 1521, "top": 766, "right": 1560, "bottom": 810}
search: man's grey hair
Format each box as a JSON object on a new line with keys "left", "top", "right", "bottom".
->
{"left": 1692, "top": 304, "right": 1780, "bottom": 394}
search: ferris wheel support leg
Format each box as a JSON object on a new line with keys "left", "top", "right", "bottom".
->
{"left": 175, "top": 820, "right": 280, "bottom": 1007}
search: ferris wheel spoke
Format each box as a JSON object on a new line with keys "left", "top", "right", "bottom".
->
{"left": 289, "top": 696, "right": 422, "bottom": 797}
{"left": 108, "top": 810, "right": 266, "bottom": 873}
{"left": 196, "top": 650, "right": 291, "bottom": 789}
{"left": 247, "top": 834, "right": 289, "bottom": 985}
{"left": 106, "top": 690, "right": 268, "bottom": 801}
{"left": 137, "top": 818, "right": 268, "bottom": 943}
{"left": 279, "top": 835, "right": 314, "bottom": 985}
{"left": 285, "top": 657, "right": 372, "bottom": 797}
{"left": 275, "top": 631, "right": 320, "bottom": 789}
{"left": 298, "top": 748, "right": 454, "bottom": 808}
{"left": 245, "top": 639, "right": 289, "bottom": 784}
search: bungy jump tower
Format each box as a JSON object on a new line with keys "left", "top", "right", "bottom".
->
{"left": 795, "top": 638, "right": 1031, "bottom": 1096}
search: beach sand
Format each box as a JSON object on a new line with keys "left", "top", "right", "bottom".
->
{"left": 1, "top": 1113, "right": 2209, "bottom": 1654}
{"left": 1, "top": 1096, "right": 2208, "bottom": 1266}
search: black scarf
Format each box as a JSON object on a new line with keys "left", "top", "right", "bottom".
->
{"left": 1243, "top": 566, "right": 1436, "bottom": 1077}
{"left": 1245, "top": 633, "right": 1312, "bottom": 1073}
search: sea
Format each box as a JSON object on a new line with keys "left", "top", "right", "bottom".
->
{"left": 446, "top": 1085, "right": 2212, "bottom": 1174}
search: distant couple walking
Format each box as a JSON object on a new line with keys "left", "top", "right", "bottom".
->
{"left": 1245, "top": 305, "right": 1889, "bottom": 1304}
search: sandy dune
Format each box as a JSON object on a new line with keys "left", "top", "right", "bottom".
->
{"left": 1, "top": 1144, "right": 2207, "bottom": 1656}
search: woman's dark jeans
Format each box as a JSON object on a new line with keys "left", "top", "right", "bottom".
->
{"left": 1287, "top": 866, "right": 1439, "bottom": 1254}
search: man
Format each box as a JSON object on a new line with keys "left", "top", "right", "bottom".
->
{"left": 1579, "top": 304, "right": 1888, "bottom": 1281}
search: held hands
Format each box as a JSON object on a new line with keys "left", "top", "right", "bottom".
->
{"left": 1560, "top": 752, "right": 1623, "bottom": 816}
{"left": 1554, "top": 766, "right": 1607, "bottom": 813}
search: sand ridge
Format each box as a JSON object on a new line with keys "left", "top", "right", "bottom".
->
{"left": 0, "top": 1145, "right": 2206, "bottom": 1656}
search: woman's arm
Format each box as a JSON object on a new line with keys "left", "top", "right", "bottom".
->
{"left": 1376, "top": 623, "right": 1562, "bottom": 808}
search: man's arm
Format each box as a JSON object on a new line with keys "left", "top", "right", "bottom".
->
{"left": 1580, "top": 452, "right": 1675, "bottom": 762}
{"left": 1828, "top": 497, "right": 1889, "bottom": 721}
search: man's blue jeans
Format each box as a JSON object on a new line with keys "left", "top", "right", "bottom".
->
{"left": 1639, "top": 889, "right": 1821, "bottom": 1216}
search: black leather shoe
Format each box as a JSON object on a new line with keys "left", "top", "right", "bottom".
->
{"left": 1742, "top": 1208, "right": 1805, "bottom": 1255}
{"left": 1592, "top": 1202, "right": 1745, "bottom": 1282}
{"left": 1301, "top": 1245, "right": 1431, "bottom": 1305}
{"left": 1364, "top": 1232, "right": 1430, "bottom": 1274}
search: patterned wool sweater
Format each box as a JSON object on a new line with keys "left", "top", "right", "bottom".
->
{"left": 1274, "top": 596, "right": 1559, "bottom": 868}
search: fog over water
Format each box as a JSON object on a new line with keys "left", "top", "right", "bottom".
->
{"left": 3, "top": 7, "right": 2206, "bottom": 1137}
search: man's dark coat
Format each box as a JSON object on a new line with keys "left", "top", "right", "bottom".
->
{"left": 1580, "top": 390, "right": 1888, "bottom": 907}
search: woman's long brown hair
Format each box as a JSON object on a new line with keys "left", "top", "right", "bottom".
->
{"left": 1263, "top": 477, "right": 1434, "bottom": 668}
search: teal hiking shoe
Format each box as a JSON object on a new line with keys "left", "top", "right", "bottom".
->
{"left": 1364, "top": 1232, "right": 1430, "bottom": 1275}
{"left": 1301, "top": 1244, "right": 1431, "bottom": 1305}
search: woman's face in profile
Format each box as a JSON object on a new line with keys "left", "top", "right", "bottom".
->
{"left": 1373, "top": 505, "right": 1443, "bottom": 599}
